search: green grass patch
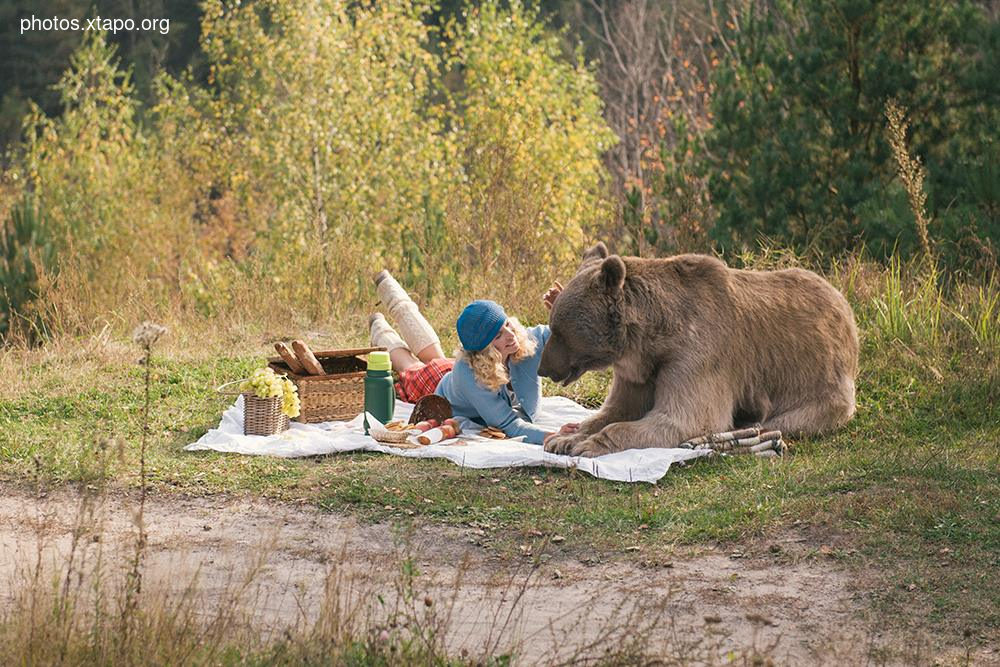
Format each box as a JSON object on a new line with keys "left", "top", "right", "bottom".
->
{"left": 1, "top": 333, "right": 998, "bottom": 642}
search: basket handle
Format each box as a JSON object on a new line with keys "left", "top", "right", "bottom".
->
{"left": 217, "top": 369, "right": 294, "bottom": 396}
{"left": 216, "top": 379, "right": 249, "bottom": 397}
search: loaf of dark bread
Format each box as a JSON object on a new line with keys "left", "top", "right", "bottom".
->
{"left": 274, "top": 342, "right": 306, "bottom": 374}
{"left": 291, "top": 340, "right": 326, "bottom": 375}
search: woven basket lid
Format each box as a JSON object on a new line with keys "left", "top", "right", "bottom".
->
{"left": 370, "top": 428, "right": 410, "bottom": 444}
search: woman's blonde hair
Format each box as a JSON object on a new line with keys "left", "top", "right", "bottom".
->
{"left": 456, "top": 317, "right": 537, "bottom": 392}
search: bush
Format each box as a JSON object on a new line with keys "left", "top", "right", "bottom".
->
{"left": 704, "top": 0, "right": 1000, "bottom": 264}
{"left": 3, "top": 1, "right": 615, "bottom": 335}
{"left": 443, "top": 0, "right": 616, "bottom": 293}
{"left": 0, "top": 195, "right": 54, "bottom": 342}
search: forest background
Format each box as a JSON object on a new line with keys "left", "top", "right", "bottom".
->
{"left": 0, "top": 0, "right": 998, "bottom": 342}
{"left": 1, "top": 4, "right": 998, "bottom": 660}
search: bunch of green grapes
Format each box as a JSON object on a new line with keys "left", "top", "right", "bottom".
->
{"left": 281, "top": 377, "right": 300, "bottom": 418}
{"left": 241, "top": 368, "right": 284, "bottom": 398}
{"left": 241, "top": 368, "right": 300, "bottom": 418}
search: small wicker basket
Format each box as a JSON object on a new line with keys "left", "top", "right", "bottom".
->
{"left": 268, "top": 347, "right": 385, "bottom": 423}
{"left": 242, "top": 393, "right": 290, "bottom": 436}
{"left": 217, "top": 381, "right": 291, "bottom": 436}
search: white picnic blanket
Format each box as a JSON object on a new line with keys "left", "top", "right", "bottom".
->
{"left": 184, "top": 395, "right": 708, "bottom": 483}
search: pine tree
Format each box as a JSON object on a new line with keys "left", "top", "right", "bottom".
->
{"left": 705, "top": 0, "right": 1000, "bottom": 260}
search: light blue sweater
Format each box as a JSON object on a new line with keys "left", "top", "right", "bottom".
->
{"left": 435, "top": 324, "right": 551, "bottom": 445}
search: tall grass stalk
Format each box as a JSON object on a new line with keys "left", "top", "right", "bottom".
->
{"left": 829, "top": 249, "right": 866, "bottom": 307}
{"left": 880, "top": 101, "right": 947, "bottom": 348}
{"left": 885, "top": 99, "right": 934, "bottom": 265}
{"left": 120, "top": 322, "right": 166, "bottom": 650}
{"left": 912, "top": 262, "right": 943, "bottom": 348}
{"left": 874, "top": 256, "right": 910, "bottom": 342}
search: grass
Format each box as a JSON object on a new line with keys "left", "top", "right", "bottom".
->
{"left": 0, "top": 238, "right": 997, "bottom": 663}
{"left": 1, "top": 261, "right": 998, "bottom": 654}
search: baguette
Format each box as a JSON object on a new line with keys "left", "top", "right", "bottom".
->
{"left": 274, "top": 342, "right": 306, "bottom": 374}
{"left": 291, "top": 340, "right": 326, "bottom": 375}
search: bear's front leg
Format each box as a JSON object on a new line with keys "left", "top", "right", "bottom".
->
{"left": 545, "top": 375, "right": 654, "bottom": 455}
{"left": 566, "top": 364, "right": 738, "bottom": 457}
{"left": 568, "top": 413, "right": 707, "bottom": 458}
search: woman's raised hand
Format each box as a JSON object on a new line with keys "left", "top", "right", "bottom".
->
{"left": 542, "top": 280, "right": 564, "bottom": 310}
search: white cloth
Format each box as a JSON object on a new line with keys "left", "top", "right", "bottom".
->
{"left": 184, "top": 395, "right": 708, "bottom": 483}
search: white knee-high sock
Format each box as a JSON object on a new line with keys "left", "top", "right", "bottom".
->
{"left": 376, "top": 274, "right": 440, "bottom": 354}
{"left": 369, "top": 313, "right": 408, "bottom": 352}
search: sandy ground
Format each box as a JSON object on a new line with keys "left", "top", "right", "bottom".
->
{"left": 0, "top": 483, "right": 991, "bottom": 666}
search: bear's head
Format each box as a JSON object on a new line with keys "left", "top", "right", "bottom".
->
{"left": 538, "top": 242, "right": 628, "bottom": 385}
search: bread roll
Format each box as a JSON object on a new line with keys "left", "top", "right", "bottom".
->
{"left": 274, "top": 342, "right": 306, "bottom": 374}
{"left": 291, "top": 340, "right": 326, "bottom": 375}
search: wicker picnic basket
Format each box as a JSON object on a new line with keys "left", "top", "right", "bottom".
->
{"left": 268, "top": 347, "right": 385, "bottom": 423}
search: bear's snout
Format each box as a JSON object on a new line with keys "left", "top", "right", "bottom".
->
{"left": 538, "top": 347, "right": 563, "bottom": 382}
{"left": 539, "top": 349, "right": 582, "bottom": 385}
{"left": 537, "top": 356, "right": 556, "bottom": 381}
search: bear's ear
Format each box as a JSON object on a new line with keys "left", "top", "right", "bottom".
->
{"left": 581, "top": 242, "right": 609, "bottom": 264}
{"left": 599, "top": 255, "right": 626, "bottom": 291}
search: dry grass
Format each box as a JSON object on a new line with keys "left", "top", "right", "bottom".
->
{"left": 885, "top": 100, "right": 933, "bottom": 262}
{"left": 3, "top": 474, "right": 809, "bottom": 666}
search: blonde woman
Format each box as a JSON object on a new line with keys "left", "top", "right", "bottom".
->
{"left": 368, "top": 272, "right": 576, "bottom": 446}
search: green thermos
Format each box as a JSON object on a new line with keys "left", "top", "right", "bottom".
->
{"left": 363, "top": 351, "right": 395, "bottom": 434}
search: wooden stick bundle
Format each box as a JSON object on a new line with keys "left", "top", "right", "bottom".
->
{"left": 678, "top": 427, "right": 787, "bottom": 457}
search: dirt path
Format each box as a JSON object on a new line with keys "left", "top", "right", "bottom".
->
{"left": 0, "top": 484, "right": 986, "bottom": 665}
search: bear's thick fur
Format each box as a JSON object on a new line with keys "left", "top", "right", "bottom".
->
{"left": 540, "top": 243, "right": 858, "bottom": 457}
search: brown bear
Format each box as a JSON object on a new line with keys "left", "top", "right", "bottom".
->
{"left": 539, "top": 243, "right": 858, "bottom": 457}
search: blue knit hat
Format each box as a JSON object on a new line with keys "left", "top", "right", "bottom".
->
{"left": 456, "top": 300, "right": 508, "bottom": 352}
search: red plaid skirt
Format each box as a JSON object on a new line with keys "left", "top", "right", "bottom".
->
{"left": 395, "top": 358, "right": 455, "bottom": 404}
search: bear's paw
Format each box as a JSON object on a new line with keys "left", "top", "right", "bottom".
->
{"left": 544, "top": 432, "right": 586, "bottom": 455}
{"left": 569, "top": 434, "right": 614, "bottom": 458}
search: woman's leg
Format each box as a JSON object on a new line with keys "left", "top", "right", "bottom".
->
{"left": 369, "top": 313, "right": 424, "bottom": 373}
{"left": 374, "top": 270, "right": 446, "bottom": 362}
